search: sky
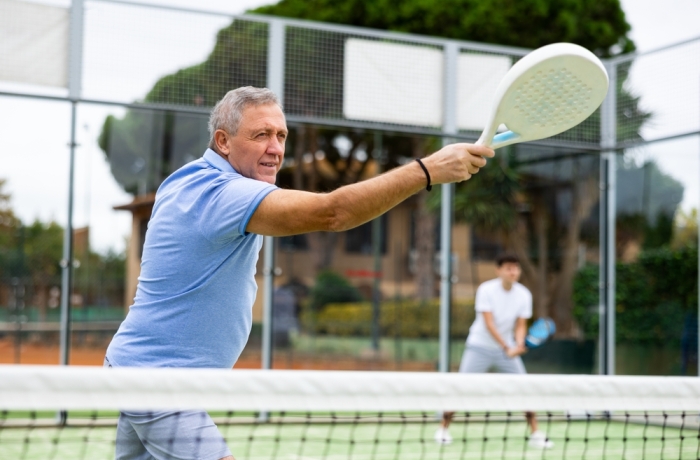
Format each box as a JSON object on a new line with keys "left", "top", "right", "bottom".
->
{"left": 1, "top": 0, "right": 699, "bottom": 254}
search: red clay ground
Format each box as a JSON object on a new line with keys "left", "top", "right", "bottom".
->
{"left": 0, "top": 338, "right": 434, "bottom": 371}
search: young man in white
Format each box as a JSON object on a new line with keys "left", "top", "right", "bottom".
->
{"left": 435, "top": 254, "right": 553, "bottom": 449}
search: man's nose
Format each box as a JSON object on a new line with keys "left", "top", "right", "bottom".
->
{"left": 268, "top": 136, "right": 285, "bottom": 154}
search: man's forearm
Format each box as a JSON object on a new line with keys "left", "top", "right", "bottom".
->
{"left": 247, "top": 143, "right": 493, "bottom": 237}
{"left": 514, "top": 320, "right": 527, "bottom": 347}
{"left": 487, "top": 326, "right": 508, "bottom": 350}
{"left": 325, "top": 161, "right": 426, "bottom": 232}
{"left": 482, "top": 313, "right": 508, "bottom": 349}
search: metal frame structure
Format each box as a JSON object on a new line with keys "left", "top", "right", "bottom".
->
{"left": 3, "top": 0, "right": 696, "bottom": 376}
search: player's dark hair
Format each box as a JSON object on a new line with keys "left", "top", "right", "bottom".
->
{"left": 496, "top": 253, "right": 520, "bottom": 267}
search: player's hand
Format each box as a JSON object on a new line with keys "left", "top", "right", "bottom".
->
{"left": 421, "top": 143, "right": 495, "bottom": 185}
{"left": 505, "top": 345, "right": 527, "bottom": 358}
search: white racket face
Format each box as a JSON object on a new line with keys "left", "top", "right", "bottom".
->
{"left": 478, "top": 43, "right": 609, "bottom": 149}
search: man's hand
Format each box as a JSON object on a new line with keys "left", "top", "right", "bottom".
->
{"left": 505, "top": 344, "right": 527, "bottom": 358}
{"left": 421, "top": 143, "right": 495, "bottom": 185}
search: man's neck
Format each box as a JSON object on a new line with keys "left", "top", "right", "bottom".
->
{"left": 501, "top": 279, "right": 513, "bottom": 291}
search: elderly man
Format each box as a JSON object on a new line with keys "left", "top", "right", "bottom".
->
{"left": 105, "top": 86, "right": 494, "bottom": 460}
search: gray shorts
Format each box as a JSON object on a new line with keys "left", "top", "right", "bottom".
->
{"left": 458, "top": 345, "right": 526, "bottom": 374}
{"left": 104, "top": 357, "right": 232, "bottom": 460}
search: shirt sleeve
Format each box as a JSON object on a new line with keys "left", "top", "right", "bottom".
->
{"left": 197, "top": 175, "right": 277, "bottom": 242}
{"left": 519, "top": 287, "right": 533, "bottom": 319}
{"left": 474, "top": 284, "right": 492, "bottom": 313}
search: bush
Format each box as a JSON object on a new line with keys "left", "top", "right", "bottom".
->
{"left": 307, "top": 270, "right": 363, "bottom": 312}
{"left": 300, "top": 298, "right": 476, "bottom": 339}
{"left": 572, "top": 245, "right": 697, "bottom": 346}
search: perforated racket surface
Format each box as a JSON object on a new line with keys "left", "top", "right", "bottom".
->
{"left": 525, "top": 317, "right": 556, "bottom": 349}
{"left": 477, "top": 43, "right": 609, "bottom": 149}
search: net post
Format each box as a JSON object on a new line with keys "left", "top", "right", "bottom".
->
{"left": 439, "top": 41, "right": 459, "bottom": 373}
{"left": 598, "top": 60, "right": 617, "bottom": 376}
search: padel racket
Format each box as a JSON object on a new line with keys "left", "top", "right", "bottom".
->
{"left": 525, "top": 317, "right": 556, "bottom": 349}
{"left": 477, "top": 43, "right": 609, "bottom": 149}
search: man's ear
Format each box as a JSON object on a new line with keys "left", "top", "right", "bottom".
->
{"left": 214, "top": 130, "right": 230, "bottom": 155}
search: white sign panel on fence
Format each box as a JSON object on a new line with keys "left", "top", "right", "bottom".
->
{"left": 0, "top": 0, "right": 69, "bottom": 88}
{"left": 343, "top": 38, "right": 443, "bottom": 127}
{"left": 457, "top": 53, "right": 512, "bottom": 131}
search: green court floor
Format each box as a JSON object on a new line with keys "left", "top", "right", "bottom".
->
{"left": 1, "top": 417, "right": 698, "bottom": 459}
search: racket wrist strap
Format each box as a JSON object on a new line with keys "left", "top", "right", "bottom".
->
{"left": 415, "top": 158, "right": 432, "bottom": 191}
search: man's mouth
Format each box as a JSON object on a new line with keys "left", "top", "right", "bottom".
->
{"left": 260, "top": 162, "right": 277, "bottom": 168}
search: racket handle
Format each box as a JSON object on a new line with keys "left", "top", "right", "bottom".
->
{"left": 490, "top": 131, "right": 521, "bottom": 150}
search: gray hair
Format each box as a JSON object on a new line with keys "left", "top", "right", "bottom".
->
{"left": 208, "top": 86, "right": 283, "bottom": 149}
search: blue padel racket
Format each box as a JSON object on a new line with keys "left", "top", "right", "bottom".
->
{"left": 525, "top": 317, "right": 556, "bottom": 349}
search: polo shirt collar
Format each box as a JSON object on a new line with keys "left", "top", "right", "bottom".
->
{"left": 204, "top": 148, "right": 237, "bottom": 174}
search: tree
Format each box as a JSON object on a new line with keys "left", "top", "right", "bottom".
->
{"left": 253, "top": 0, "right": 634, "bottom": 57}
{"left": 0, "top": 179, "right": 126, "bottom": 316}
{"left": 671, "top": 208, "right": 698, "bottom": 249}
{"left": 0, "top": 179, "right": 21, "bottom": 279}
{"left": 98, "top": 0, "right": 640, "bottom": 308}
{"left": 251, "top": 0, "right": 637, "bottom": 303}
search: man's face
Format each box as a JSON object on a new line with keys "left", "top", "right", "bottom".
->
{"left": 496, "top": 262, "right": 521, "bottom": 284}
{"left": 221, "top": 103, "right": 287, "bottom": 184}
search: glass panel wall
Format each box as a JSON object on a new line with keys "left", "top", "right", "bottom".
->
{"left": 615, "top": 136, "right": 699, "bottom": 375}
{"left": 0, "top": 97, "right": 72, "bottom": 363}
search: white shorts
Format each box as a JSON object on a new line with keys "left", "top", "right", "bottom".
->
{"left": 104, "top": 357, "right": 232, "bottom": 460}
{"left": 458, "top": 345, "right": 526, "bottom": 374}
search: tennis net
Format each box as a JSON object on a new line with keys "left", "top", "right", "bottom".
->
{"left": 1, "top": 365, "right": 699, "bottom": 459}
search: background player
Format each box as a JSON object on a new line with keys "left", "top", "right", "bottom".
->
{"left": 435, "top": 254, "right": 553, "bottom": 449}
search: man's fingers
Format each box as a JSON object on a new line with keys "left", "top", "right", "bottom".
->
{"left": 474, "top": 145, "right": 495, "bottom": 158}
{"left": 471, "top": 155, "right": 488, "bottom": 168}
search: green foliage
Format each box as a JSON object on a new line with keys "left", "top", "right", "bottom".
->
{"left": 145, "top": 21, "right": 268, "bottom": 107}
{"left": 301, "top": 298, "right": 476, "bottom": 338}
{"left": 0, "top": 180, "right": 126, "bottom": 308}
{"left": 99, "top": 20, "right": 269, "bottom": 194}
{"left": 638, "top": 245, "right": 698, "bottom": 309}
{"left": 573, "top": 245, "right": 698, "bottom": 345}
{"left": 308, "top": 270, "right": 364, "bottom": 312}
{"left": 100, "top": 0, "right": 639, "bottom": 195}
{"left": 671, "top": 208, "right": 698, "bottom": 249}
{"left": 254, "top": 0, "right": 634, "bottom": 56}
{"left": 428, "top": 154, "right": 520, "bottom": 231}
{"left": 616, "top": 160, "right": 685, "bottom": 250}
{"left": 643, "top": 212, "right": 674, "bottom": 249}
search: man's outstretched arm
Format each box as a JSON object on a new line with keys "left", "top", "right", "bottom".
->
{"left": 246, "top": 143, "right": 494, "bottom": 236}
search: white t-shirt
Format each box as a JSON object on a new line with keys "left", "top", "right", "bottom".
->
{"left": 466, "top": 278, "right": 533, "bottom": 350}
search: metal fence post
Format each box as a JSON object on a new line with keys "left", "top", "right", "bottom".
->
{"left": 261, "top": 18, "right": 285, "bottom": 371}
{"left": 599, "top": 60, "right": 617, "bottom": 376}
{"left": 59, "top": 0, "right": 84, "bottom": 370}
{"left": 439, "top": 42, "right": 458, "bottom": 373}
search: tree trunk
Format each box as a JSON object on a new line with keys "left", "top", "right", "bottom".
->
{"left": 551, "top": 175, "right": 598, "bottom": 334}
{"left": 533, "top": 194, "right": 549, "bottom": 319}
{"left": 412, "top": 138, "right": 436, "bottom": 302}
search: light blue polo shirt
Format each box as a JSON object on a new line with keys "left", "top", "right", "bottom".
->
{"left": 106, "top": 149, "right": 277, "bottom": 369}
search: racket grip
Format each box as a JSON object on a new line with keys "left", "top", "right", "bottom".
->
{"left": 490, "top": 131, "right": 520, "bottom": 150}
